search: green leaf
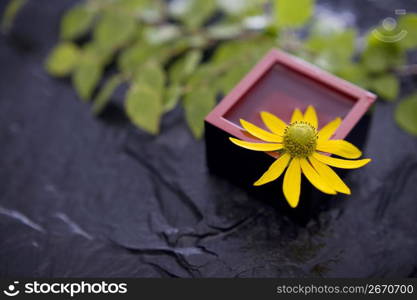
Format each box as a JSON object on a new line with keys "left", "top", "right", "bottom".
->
{"left": 130, "top": 0, "right": 163, "bottom": 22}
{"left": 1, "top": 0, "right": 27, "bottom": 33}
{"left": 93, "top": 11, "right": 136, "bottom": 49}
{"left": 183, "top": 86, "right": 216, "bottom": 138}
{"left": 134, "top": 61, "right": 165, "bottom": 92}
{"left": 125, "top": 61, "right": 165, "bottom": 133}
{"left": 306, "top": 29, "right": 357, "bottom": 72}
{"left": 118, "top": 42, "right": 155, "bottom": 75}
{"left": 213, "top": 40, "right": 251, "bottom": 65}
{"left": 45, "top": 42, "right": 80, "bottom": 77}
{"left": 369, "top": 74, "right": 399, "bottom": 101}
{"left": 186, "top": 34, "right": 208, "bottom": 48}
{"left": 118, "top": 40, "right": 181, "bottom": 77}
{"left": 274, "top": 0, "right": 314, "bottom": 28}
{"left": 186, "top": 64, "right": 218, "bottom": 89}
{"left": 398, "top": 14, "right": 417, "bottom": 50}
{"left": 218, "top": 62, "right": 253, "bottom": 93}
{"left": 163, "top": 84, "right": 182, "bottom": 112}
{"left": 395, "top": 94, "right": 417, "bottom": 136}
{"left": 177, "top": 0, "right": 216, "bottom": 29}
{"left": 143, "top": 25, "right": 181, "bottom": 45}
{"left": 217, "top": 0, "right": 265, "bottom": 17}
{"left": 213, "top": 38, "right": 274, "bottom": 68}
{"left": 183, "top": 39, "right": 273, "bottom": 101}
{"left": 361, "top": 33, "right": 406, "bottom": 73}
{"left": 206, "top": 23, "right": 244, "bottom": 40}
{"left": 169, "top": 50, "right": 202, "bottom": 84}
{"left": 85, "top": 43, "right": 115, "bottom": 71}
{"left": 71, "top": 42, "right": 113, "bottom": 101}
{"left": 361, "top": 45, "right": 387, "bottom": 73}
{"left": 92, "top": 74, "right": 123, "bottom": 115}
{"left": 117, "top": 0, "right": 151, "bottom": 13}
{"left": 337, "top": 64, "right": 370, "bottom": 89}
{"left": 72, "top": 61, "right": 102, "bottom": 101}
{"left": 209, "top": 39, "right": 274, "bottom": 93}
{"left": 60, "top": 4, "right": 96, "bottom": 40}
{"left": 125, "top": 84, "right": 163, "bottom": 135}
{"left": 309, "top": 12, "right": 347, "bottom": 36}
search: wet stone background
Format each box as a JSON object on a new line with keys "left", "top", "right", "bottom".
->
{"left": 1, "top": 0, "right": 417, "bottom": 277}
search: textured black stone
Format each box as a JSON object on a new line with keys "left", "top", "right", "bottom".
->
{"left": 0, "top": 0, "right": 417, "bottom": 278}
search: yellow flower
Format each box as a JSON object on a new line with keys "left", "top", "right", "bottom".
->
{"left": 229, "top": 105, "right": 371, "bottom": 208}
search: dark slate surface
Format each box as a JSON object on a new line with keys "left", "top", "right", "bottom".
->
{"left": 1, "top": 0, "right": 417, "bottom": 278}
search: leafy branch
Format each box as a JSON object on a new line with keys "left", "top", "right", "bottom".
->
{"left": 3, "top": 0, "right": 417, "bottom": 137}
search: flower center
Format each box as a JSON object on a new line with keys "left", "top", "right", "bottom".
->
{"left": 283, "top": 122, "right": 317, "bottom": 158}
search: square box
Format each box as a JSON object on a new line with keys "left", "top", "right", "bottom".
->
{"left": 205, "top": 49, "right": 376, "bottom": 217}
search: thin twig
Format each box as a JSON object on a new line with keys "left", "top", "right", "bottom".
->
{"left": 396, "top": 64, "right": 417, "bottom": 76}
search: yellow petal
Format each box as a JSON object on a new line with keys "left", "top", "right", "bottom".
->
{"left": 318, "top": 117, "right": 342, "bottom": 141}
{"left": 254, "top": 153, "right": 291, "bottom": 186}
{"left": 316, "top": 140, "right": 362, "bottom": 159}
{"left": 303, "top": 105, "right": 318, "bottom": 128}
{"left": 299, "top": 158, "right": 336, "bottom": 195}
{"left": 240, "top": 119, "right": 282, "bottom": 143}
{"left": 290, "top": 108, "right": 304, "bottom": 124}
{"left": 313, "top": 152, "right": 371, "bottom": 169}
{"left": 283, "top": 158, "right": 301, "bottom": 208}
{"left": 229, "top": 137, "right": 283, "bottom": 151}
{"left": 309, "top": 156, "right": 351, "bottom": 194}
{"left": 260, "top": 111, "right": 287, "bottom": 136}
